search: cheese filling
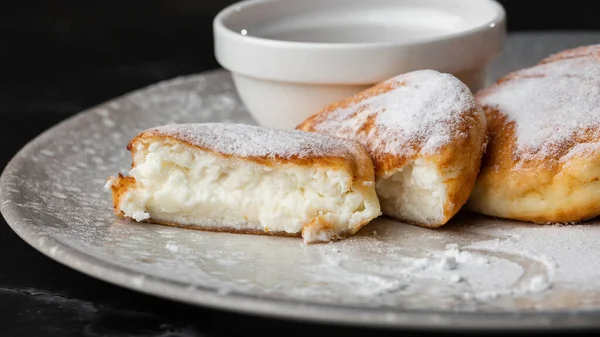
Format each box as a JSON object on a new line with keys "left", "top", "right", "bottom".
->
{"left": 110, "top": 139, "right": 380, "bottom": 241}
{"left": 376, "top": 159, "right": 447, "bottom": 225}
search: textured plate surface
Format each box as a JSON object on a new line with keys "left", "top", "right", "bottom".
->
{"left": 3, "top": 33, "right": 600, "bottom": 330}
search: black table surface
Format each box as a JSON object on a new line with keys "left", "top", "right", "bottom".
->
{"left": 2, "top": 2, "right": 600, "bottom": 335}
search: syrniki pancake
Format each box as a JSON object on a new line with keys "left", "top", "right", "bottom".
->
{"left": 468, "top": 45, "right": 600, "bottom": 223}
{"left": 106, "top": 123, "right": 381, "bottom": 243}
{"left": 298, "top": 70, "right": 487, "bottom": 227}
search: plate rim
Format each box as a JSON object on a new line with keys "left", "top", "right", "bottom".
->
{"left": 3, "top": 69, "right": 600, "bottom": 330}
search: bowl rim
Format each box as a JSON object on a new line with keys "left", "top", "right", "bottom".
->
{"left": 213, "top": 0, "right": 506, "bottom": 84}
{"left": 213, "top": 0, "right": 506, "bottom": 50}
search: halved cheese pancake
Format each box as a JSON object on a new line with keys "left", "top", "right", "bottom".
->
{"left": 298, "top": 70, "right": 487, "bottom": 228}
{"left": 106, "top": 123, "right": 381, "bottom": 243}
{"left": 468, "top": 45, "right": 600, "bottom": 223}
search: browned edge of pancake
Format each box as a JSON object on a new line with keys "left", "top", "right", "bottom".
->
{"left": 469, "top": 45, "right": 600, "bottom": 223}
{"left": 127, "top": 130, "right": 376, "bottom": 195}
{"left": 109, "top": 205, "right": 370, "bottom": 244}
{"left": 297, "top": 77, "right": 487, "bottom": 227}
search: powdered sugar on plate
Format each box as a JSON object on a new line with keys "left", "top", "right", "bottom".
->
{"left": 301, "top": 69, "right": 481, "bottom": 159}
{"left": 478, "top": 55, "right": 600, "bottom": 162}
{"left": 145, "top": 123, "right": 365, "bottom": 161}
{"left": 6, "top": 70, "right": 600, "bottom": 317}
{"left": 289, "top": 215, "right": 600, "bottom": 308}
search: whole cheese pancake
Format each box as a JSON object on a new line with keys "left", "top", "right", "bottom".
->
{"left": 106, "top": 123, "right": 381, "bottom": 243}
{"left": 298, "top": 70, "right": 487, "bottom": 227}
{"left": 468, "top": 45, "right": 600, "bottom": 223}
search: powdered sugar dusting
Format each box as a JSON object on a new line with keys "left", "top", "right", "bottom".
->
{"left": 541, "top": 44, "right": 600, "bottom": 64}
{"left": 478, "top": 56, "right": 600, "bottom": 162}
{"left": 305, "top": 70, "right": 479, "bottom": 160}
{"left": 560, "top": 141, "right": 600, "bottom": 163}
{"left": 6, "top": 70, "right": 600, "bottom": 319}
{"left": 148, "top": 123, "right": 361, "bottom": 160}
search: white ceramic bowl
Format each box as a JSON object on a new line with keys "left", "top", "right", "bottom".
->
{"left": 214, "top": 0, "right": 506, "bottom": 129}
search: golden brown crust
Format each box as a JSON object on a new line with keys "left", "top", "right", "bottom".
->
{"left": 467, "top": 46, "right": 600, "bottom": 223}
{"left": 432, "top": 108, "right": 487, "bottom": 226}
{"left": 128, "top": 132, "right": 375, "bottom": 192}
{"left": 297, "top": 72, "right": 487, "bottom": 227}
{"left": 139, "top": 216, "right": 367, "bottom": 242}
{"left": 540, "top": 44, "right": 600, "bottom": 64}
{"left": 107, "top": 174, "right": 135, "bottom": 217}
{"left": 142, "top": 218, "right": 301, "bottom": 237}
{"left": 298, "top": 80, "right": 414, "bottom": 177}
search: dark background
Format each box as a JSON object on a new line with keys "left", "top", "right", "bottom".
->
{"left": 1, "top": 1, "right": 599, "bottom": 336}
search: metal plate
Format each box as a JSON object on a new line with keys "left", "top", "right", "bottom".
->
{"left": 3, "top": 33, "right": 600, "bottom": 330}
